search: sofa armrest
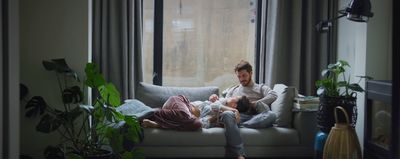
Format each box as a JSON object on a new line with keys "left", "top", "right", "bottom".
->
{"left": 293, "top": 111, "right": 318, "bottom": 146}
{"left": 135, "top": 82, "right": 219, "bottom": 108}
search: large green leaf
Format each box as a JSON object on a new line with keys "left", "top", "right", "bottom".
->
{"left": 348, "top": 83, "right": 364, "bottom": 92}
{"left": 107, "top": 127, "right": 124, "bottom": 153}
{"left": 321, "top": 69, "right": 329, "bottom": 77}
{"left": 338, "top": 60, "right": 350, "bottom": 67}
{"left": 316, "top": 87, "right": 325, "bottom": 96}
{"left": 42, "top": 59, "right": 80, "bottom": 81}
{"left": 42, "top": 61, "right": 56, "bottom": 71}
{"left": 44, "top": 146, "right": 64, "bottom": 159}
{"left": 36, "top": 114, "right": 63, "bottom": 133}
{"left": 111, "top": 109, "right": 125, "bottom": 122}
{"left": 99, "top": 83, "right": 121, "bottom": 107}
{"left": 93, "top": 107, "right": 105, "bottom": 121}
{"left": 62, "top": 86, "right": 83, "bottom": 104}
{"left": 124, "top": 117, "right": 143, "bottom": 143}
{"left": 84, "top": 63, "right": 106, "bottom": 88}
{"left": 25, "top": 96, "right": 47, "bottom": 118}
{"left": 51, "top": 58, "right": 72, "bottom": 73}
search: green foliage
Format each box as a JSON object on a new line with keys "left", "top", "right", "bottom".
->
{"left": 316, "top": 60, "right": 373, "bottom": 97}
{"left": 24, "top": 59, "right": 144, "bottom": 159}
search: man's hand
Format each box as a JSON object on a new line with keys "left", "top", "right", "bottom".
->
{"left": 250, "top": 101, "right": 257, "bottom": 109}
{"left": 209, "top": 94, "right": 219, "bottom": 103}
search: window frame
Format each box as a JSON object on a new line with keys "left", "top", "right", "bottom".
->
{"left": 152, "top": 0, "right": 262, "bottom": 86}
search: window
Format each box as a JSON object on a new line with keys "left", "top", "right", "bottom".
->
{"left": 143, "top": 0, "right": 257, "bottom": 91}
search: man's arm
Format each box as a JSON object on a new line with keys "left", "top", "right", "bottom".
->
{"left": 222, "top": 85, "right": 239, "bottom": 98}
{"left": 257, "top": 86, "right": 278, "bottom": 105}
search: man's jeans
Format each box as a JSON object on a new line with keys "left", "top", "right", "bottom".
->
{"left": 220, "top": 111, "right": 246, "bottom": 157}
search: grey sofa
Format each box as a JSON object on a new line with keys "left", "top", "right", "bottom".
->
{"left": 135, "top": 82, "right": 318, "bottom": 158}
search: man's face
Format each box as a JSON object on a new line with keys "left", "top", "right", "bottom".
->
{"left": 236, "top": 69, "right": 252, "bottom": 86}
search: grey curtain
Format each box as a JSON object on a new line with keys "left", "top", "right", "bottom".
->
{"left": 257, "top": 0, "right": 334, "bottom": 95}
{"left": 92, "top": 0, "right": 143, "bottom": 99}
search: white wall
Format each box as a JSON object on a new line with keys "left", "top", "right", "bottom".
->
{"left": 19, "top": 0, "right": 88, "bottom": 158}
{"left": 366, "top": 0, "right": 392, "bottom": 80}
{"left": 337, "top": 0, "right": 392, "bottom": 153}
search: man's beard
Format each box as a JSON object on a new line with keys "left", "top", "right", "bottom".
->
{"left": 241, "top": 76, "right": 252, "bottom": 86}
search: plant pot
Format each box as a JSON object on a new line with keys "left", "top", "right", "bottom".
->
{"left": 316, "top": 96, "right": 357, "bottom": 133}
{"left": 86, "top": 149, "right": 114, "bottom": 159}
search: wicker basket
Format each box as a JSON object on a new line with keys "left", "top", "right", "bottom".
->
{"left": 317, "top": 95, "right": 357, "bottom": 133}
{"left": 323, "top": 106, "right": 362, "bottom": 159}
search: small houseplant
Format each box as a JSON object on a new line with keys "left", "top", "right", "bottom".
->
{"left": 315, "top": 60, "right": 372, "bottom": 132}
{"left": 25, "top": 59, "right": 144, "bottom": 159}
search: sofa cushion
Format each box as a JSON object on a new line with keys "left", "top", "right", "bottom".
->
{"left": 242, "top": 110, "right": 277, "bottom": 128}
{"left": 117, "top": 99, "right": 155, "bottom": 120}
{"left": 135, "top": 82, "right": 219, "bottom": 108}
{"left": 140, "top": 127, "right": 299, "bottom": 146}
{"left": 271, "top": 84, "right": 296, "bottom": 127}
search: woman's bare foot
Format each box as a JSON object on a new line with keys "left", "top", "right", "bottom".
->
{"left": 142, "top": 119, "right": 160, "bottom": 128}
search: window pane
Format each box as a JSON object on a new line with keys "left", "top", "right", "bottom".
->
{"left": 143, "top": 0, "right": 257, "bottom": 91}
{"left": 143, "top": 0, "right": 154, "bottom": 83}
{"left": 162, "top": 0, "right": 256, "bottom": 91}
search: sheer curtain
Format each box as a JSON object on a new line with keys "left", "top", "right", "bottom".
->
{"left": 257, "top": 0, "right": 334, "bottom": 95}
{"left": 92, "top": 0, "right": 143, "bottom": 99}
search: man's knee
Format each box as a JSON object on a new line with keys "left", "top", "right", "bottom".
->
{"left": 220, "top": 111, "right": 236, "bottom": 121}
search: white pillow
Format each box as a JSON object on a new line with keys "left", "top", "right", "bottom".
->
{"left": 270, "top": 84, "right": 296, "bottom": 127}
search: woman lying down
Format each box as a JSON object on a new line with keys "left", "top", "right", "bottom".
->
{"left": 141, "top": 94, "right": 250, "bottom": 130}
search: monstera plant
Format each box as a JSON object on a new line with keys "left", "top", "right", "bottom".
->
{"left": 315, "top": 60, "right": 372, "bottom": 133}
{"left": 316, "top": 60, "right": 372, "bottom": 97}
{"left": 25, "top": 59, "right": 144, "bottom": 159}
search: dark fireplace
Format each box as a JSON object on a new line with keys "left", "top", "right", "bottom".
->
{"left": 364, "top": 80, "right": 393, "bottom": 159}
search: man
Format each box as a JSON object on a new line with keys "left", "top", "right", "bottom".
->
{"left": 223, "top": 60, "right": 278, "bottom": 125}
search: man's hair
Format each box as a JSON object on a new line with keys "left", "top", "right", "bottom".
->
{"left": 237, "top": 96, "right": 250, "bottom": 113}
{"left": 234, "top": 60, "right": 253, "bottom": 73}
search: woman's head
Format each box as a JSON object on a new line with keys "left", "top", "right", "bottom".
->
{"left": 236, "top": 96, "right": 250, "bottom": 113}
{"left": 226, "top": 96, "right": 250, "bottom": 113}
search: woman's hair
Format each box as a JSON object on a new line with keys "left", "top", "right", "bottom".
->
{"left": 190, "top": 104, "right": 201, "bottom": 118}
{"left": 237, "top": 96, "right": 250, "bottom": 113}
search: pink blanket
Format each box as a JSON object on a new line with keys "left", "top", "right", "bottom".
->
{"left": 149, "top": 95, "right": 201, "bottom": 131}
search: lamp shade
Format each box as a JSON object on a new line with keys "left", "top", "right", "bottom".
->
{"left": 345, "top": 0, "right": 374, "bottom": 22}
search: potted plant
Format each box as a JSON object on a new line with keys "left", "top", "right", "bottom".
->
{"left": 315, "top": 60, "right": 372, "bottom": 133}
{"left": 24, "top": 59, "right": 144, "bottom": 159}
